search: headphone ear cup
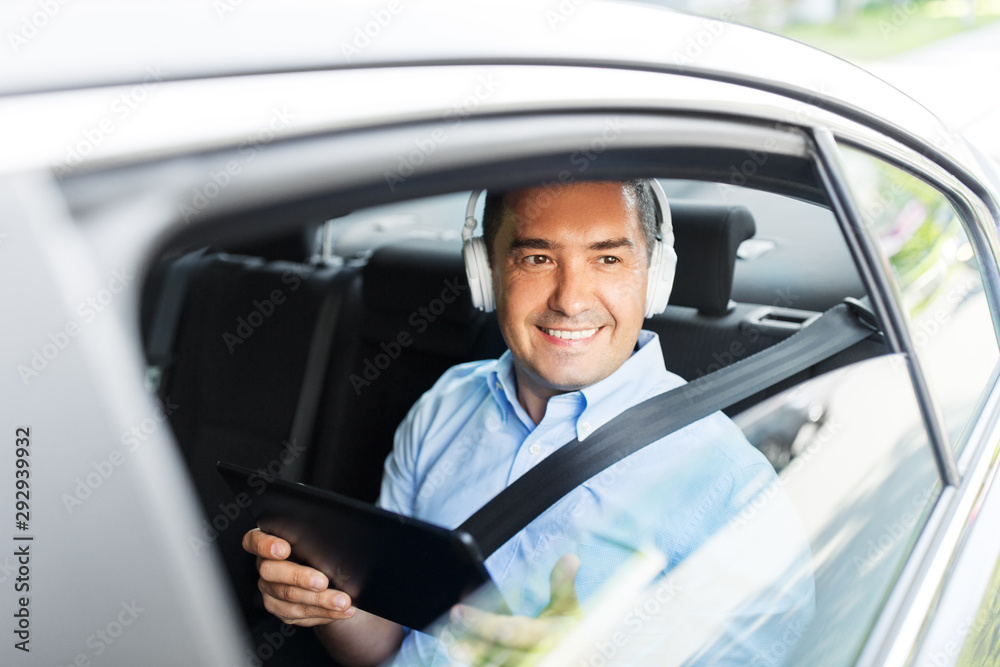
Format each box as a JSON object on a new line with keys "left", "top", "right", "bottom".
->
{"left": 463, "top": 236, "right": 495, "bottom": 312}
{"left": 644, "top": 239, "right": 677, "bottom": 318}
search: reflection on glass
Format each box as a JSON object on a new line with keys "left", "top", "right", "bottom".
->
{"left": 412, "top": 354, "right": 943, "bottom": 667}
{"left": 837, "top": 145, "right": 999, "bottom": 453}
{"left": 955, "top": 553, "right": 1000, "bottom": 666}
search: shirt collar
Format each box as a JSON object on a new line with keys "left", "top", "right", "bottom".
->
{"left": 487, "top": 351, "right": 532, "bottom": 429}
{"left": 486, "top": 330, "right": 680, "bottom": 438}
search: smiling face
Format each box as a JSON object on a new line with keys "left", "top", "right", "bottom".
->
{"left": 491, "top": 182, "right": 650, "bottom": 419}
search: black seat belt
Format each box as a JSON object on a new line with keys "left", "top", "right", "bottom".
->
{"left": 280, "top": 266, "right": 357, "bottom": 482}
{"left": 459, "top": 301, "right": 878, "bottom": 557}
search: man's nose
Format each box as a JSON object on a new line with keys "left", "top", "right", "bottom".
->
{"left": 548, "top": 263, "right": 595, "bottom": 317}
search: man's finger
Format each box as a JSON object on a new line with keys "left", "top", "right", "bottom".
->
{"left": 451, "top": 605, "right": 569, "bottom": 649}
{"left": 258, "top": 579, "right": 352, "bottom": 612}
{"left": 259, "top": 592, "right": 355, "bottom": 626}
{"left": 446, "top": 635, "right": 490, "bottom": 664}
{"left": 547, "top": 553, "right": 582, "bottom": 617}
{"left": 242, "top": 527, "right": 291, "bottom": 560}
{"left": 257, "top": 557, "right": 330, "bottom": 592}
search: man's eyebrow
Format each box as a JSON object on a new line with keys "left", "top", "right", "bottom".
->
{"left": 588, "top": 237, "right": 635, "bottom": 252}
{"left": 508, "top": 237, "right": 561, "bottom": 253}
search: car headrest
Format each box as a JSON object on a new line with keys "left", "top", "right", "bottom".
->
{"left": 363, "top": 238, "right": 476, "bottom": 323}
{"left": 667, "top": 201, "right": 756, "bottom": 316}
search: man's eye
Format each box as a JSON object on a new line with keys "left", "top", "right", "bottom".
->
{"left": 526, "top": 255, "right": 551, "bottom": 265}
{"left": 599, "top": 256, "right": 621, "bottom": 265}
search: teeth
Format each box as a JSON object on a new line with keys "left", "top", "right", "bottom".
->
{"left": 544, "top": 327, "right": 598, "bottom": 340}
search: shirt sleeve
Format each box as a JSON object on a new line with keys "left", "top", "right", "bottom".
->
{"left": 375, "top": 360, "right": 489, "bottom": 516}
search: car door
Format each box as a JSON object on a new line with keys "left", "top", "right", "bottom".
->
{"left": 10, "top": 57, "right": 1000, "bottom": 667}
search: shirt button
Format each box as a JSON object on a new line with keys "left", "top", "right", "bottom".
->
{"left": 581, "top": 422, "right": 592, "bottom": 432}
{"left": 529, "top": 443, "right": 541, "bottom": 455}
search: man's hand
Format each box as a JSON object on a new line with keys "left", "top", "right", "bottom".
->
{"left": 242, "top": 528, "right": 356, "bottom": 626}
{"left": 444, "top": 554, "right": 583, "bottom": 666}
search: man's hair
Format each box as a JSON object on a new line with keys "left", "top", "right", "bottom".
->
{"left": 481, "top": 179, "right": 659, "bottom": 267}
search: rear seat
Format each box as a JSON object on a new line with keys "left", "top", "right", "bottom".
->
{"left": 144, "top": 252, "right": 361, "bottom": 628}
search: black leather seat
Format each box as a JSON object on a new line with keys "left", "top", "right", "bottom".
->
{"left": 146, "top": 252, "right": 361, "bottom": 627}
{"left": 304, "top": 238, "right": 505, "bottom": 501}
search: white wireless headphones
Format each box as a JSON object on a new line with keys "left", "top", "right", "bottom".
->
{"left": 461, "top": 180, "right": 677, "bottom": 318}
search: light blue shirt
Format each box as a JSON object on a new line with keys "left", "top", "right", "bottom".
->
{"left": 379, "top": 330, "right": 814, "bottom": 666}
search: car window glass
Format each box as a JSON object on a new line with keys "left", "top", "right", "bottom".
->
{"left": 663, "top": 179, "right": 866, "bottom": 312}
{"left": 432, "top": 354, "right": 941, "bottom": 667}
{"left": 836, "top": 144, "right": 1000, "bottom": 455}
{"left": 396, "top": 179, "right": 943, "bottom": 666}
{"left": 956, "top": 552, "right": 1000, "bottom": 665}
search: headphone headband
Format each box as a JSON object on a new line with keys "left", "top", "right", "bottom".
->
{"left": 462, "top": 181, "right": 676, "bottom": 316}
{"left": 463, "top": 191, "right": 482, "bottom": 242}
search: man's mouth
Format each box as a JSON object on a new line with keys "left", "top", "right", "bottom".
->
{"left": 539, "top": 326, "right": 600, "bottom": 341}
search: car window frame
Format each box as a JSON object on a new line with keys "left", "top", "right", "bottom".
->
{"left": 813, "top": 127, "right": 1000, "bottom": 667}
{"left": 71, "top": 96, "right": 994, "bottom": 665}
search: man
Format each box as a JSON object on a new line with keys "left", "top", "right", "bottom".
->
{"left": 243, "top": 180, "right": 813, "bottom": 666}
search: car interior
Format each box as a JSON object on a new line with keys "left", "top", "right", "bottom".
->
{"left": 135, "top": 148, "right": 889, "bottom": 662}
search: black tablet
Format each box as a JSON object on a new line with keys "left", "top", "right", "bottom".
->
{"left": 217, "top": 461, "right": 501, "bottom": 630}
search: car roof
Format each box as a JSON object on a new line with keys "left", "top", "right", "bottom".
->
{"left": 2, "top": 0, "right": 991, "bottom": 191}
